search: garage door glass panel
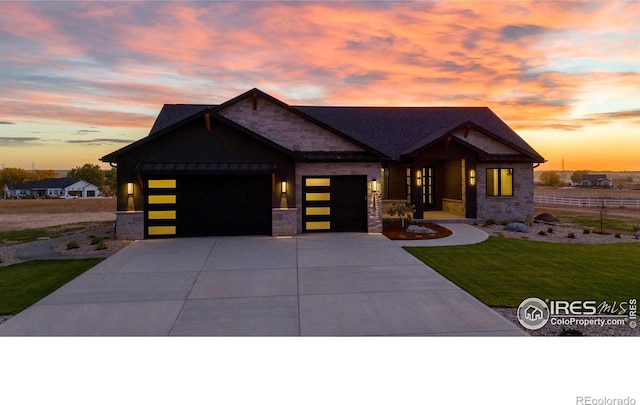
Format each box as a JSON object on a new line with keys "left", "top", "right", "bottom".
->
{"left": 148, "top": 179, "right": 177, "bottom": 188}
{"left": 306, "top": 221, "right": 330, "bottom": 230}
{"left": 148, "top": 210, "right": 177, "bottom": 220}
{"left": 305, "top": 192, "right": 330, "bottom": 201}
{"left": 306, "top": 207, "right": 330, "bottom": 216}
{"left": 148, "top": 226, "right": 176, "bottom": 235}
{"left": 305, "top": 178, "right": 331, "bottom": 187}
{"left": 148, "top": 195, "right": 177, "bottom": 204}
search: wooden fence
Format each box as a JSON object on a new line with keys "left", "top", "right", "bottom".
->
{"left": 534, "top": 195, "right": 640, "bottom": 208}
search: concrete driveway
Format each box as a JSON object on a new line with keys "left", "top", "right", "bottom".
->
{"left": 0, "top": 233, "right": 524, "bottom": 336}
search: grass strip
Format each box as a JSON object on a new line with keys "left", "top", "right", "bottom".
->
{"left": 406, "top": 237, "right": 640, "bottom": 307}
{"left": 564, "top": 216, "right": 639, "bottom": 233}
{"left": 0, "top": 259, "right": 103, "bottom": 314}
{"left": 0, "top": 222, "right": 113, "bottom": 244}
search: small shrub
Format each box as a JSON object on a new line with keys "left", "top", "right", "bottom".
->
{"left": 95, "top": 240, "right": 107, "bottom": 251}
{"left": 567, "top": 232, "right": 576, "bottom": 239}
{"left": 583, "top": 229, "right": 591, "bottom": 235}
{"left": 632, "top": 224, "right": 640, "bottom": 232}
{"left": 500, "top": 219, "right": 511, "bottom": 226}
{"left": 538, "top": 230, "right": 547, "bottom": 236}
{"left": 484, "top": 218, "right": 497, "bottom": 226}
{"left": 66, "top": 241, "right": 80, "bottom": 250}
{"left": 523, "top": 220, "right": 533, "bottom": 227}
{"left": 547, "top": 227, "right": 555, "bottom": 234}
{"left": 615, "top": 233, "right": 621, "bottom": 239}
{"left": 90, "top": 236, "right": 104, "bottom": 245}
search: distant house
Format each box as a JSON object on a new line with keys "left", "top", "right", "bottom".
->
{"left": 3, "top": 178, "right": 101, "bottom": 199}
{"left": 579, "top": 174, "right": 612, "bottom": 188}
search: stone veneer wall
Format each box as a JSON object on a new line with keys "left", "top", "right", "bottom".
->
{"left": 115, "top": 211, "right": 144, "bottom": 240}
{"left": 442, "top": 198, "right": 465, "bottom": 217}
{"left": 476, "top": 163, "right": 535, "bottom": 221}
{"left": 272, "top": 208, "right": 298, "bottom": 236}
{"left": 295, "top": 162, "right": 383, "bottom": 234}
{"left": 219, "top": 96, "right": 364, "bottom": 152}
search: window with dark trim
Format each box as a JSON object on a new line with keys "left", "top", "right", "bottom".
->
{"left": 486, "top": 168, "right": 513, "bottom": 196}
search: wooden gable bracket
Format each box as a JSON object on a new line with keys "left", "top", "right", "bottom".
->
{"left": 464, "top": 122, "right": 472, "bottom": 138}
{"left": 252, "top": 91, "right": 258, "bottom": 110}
{"left": 444, "top": 135, "right": 451, "bottom": 151}
{"left": 204, "top": 112, "right": 212, "bottom": 132}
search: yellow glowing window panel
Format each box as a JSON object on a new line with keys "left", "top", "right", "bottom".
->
{"left": 305, "top": 192, "right": 330, "bottom": 201}
{"left": 305, "top": 221, "right": 331, "bottom": 230}
{"left": 148, "top": 210, "right": 177, "bottom": 220}
{"left": 148, "top": 179, "right": 176, "bottom": 188}
{"left": 306, "top": 207, "right": 330, "bottom": 216}
{"left": 148, "top": 226, "right": 176, "bottom": 235}
{"left": 305, "top": 178, "right": 330, "bottom": 187}
{"left": 500, "top": 170, "right": 513, "bottom": 196}
{"left": 148, "top": 195, "right": 176, "bottom": 204}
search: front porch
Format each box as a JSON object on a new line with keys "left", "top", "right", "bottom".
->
{"left": 382, "top": 206, "right": 476, "bottom": 223}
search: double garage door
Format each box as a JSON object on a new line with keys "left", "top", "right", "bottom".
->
{"left": 144, "top": 175, "right": 367, "bottom": 238}
{"left": 145, "top": 175, "right": 272, "bottom": 238}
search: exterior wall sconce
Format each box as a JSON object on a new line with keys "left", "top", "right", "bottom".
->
{"left": 416, "top": 170, "right": 422, "bottom": 187}
{"left": 469, "top": 169, "right": 476, "bottom": 186}
{"left": 280, "top": 181, "right": 287, "bottom": 194}
{"left": 127, "top": 182, "right": 134, "bottom": 196}
{"left": 371, "top": 178, "right": 378, "bottom": 193}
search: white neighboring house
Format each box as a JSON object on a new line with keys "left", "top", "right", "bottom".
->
{"left": 3, "top": 178, "right": 101, "bottom": 199}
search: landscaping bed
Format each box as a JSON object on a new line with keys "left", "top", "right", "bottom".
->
{"left": 382, "top": 220, "right": 452, "bottom": 240}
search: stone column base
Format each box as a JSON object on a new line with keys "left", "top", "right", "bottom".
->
{"left": 115, "top": 211, "right": 144, "bottom": 240}
{"left": 272, "top": 208, "right": 298, "bottom": 236}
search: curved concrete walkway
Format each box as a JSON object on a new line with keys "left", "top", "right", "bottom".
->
{"left": 393, "top": 223, "right": 489, "bottom": 247}
{"left": 0, "top": 231, "right": 522, "bottom": 337}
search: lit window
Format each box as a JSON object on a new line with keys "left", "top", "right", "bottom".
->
{"left": 486, "top": 168, "right": 513, "bottom": 197}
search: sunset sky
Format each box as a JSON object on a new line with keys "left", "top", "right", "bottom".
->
{"left": 1, "top": 1, "right": 638, "bottom": 171}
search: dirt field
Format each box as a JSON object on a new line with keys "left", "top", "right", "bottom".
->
{"left": 0, "top": 198, "right": 116, "bottom": 231}
{"left": 535, "top": 186, "right": 640, "bottom": 199}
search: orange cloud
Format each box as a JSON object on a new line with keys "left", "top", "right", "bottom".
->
{"left": 1, "top": 1, "right": 638, "bottom": 169}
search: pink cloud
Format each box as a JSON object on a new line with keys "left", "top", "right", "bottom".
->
{"left": 0, "top": 1, "right": 638, "bottom": 169}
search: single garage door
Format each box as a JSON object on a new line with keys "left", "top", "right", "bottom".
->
{"left": 302, "top": 175, "right": 367, "bottom": 232}
{"left": 144, "top": 175, "right": 272, "bottom": 238}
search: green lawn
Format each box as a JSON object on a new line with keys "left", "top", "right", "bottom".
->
{"left": 406, "top": 238, "right": 640, "bottom": 307}
{"left": 0, "top": 259, "right": 103, "bottom": 315}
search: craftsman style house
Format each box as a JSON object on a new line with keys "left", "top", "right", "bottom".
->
{"left": 101, "top": 88, "right": 544, "bottom": 239}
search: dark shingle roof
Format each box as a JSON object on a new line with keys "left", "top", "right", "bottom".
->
{"left": 6, "top": 177, "right": 77, "bottom": 190}
{"left": 142, "top": 96, "right": 544, "bottom": 163}
{"left": 149, "top": 104, "right": 215, "bottom": 134}
{"left": 294, "top": 106, "right": 543, "bottom": 161}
